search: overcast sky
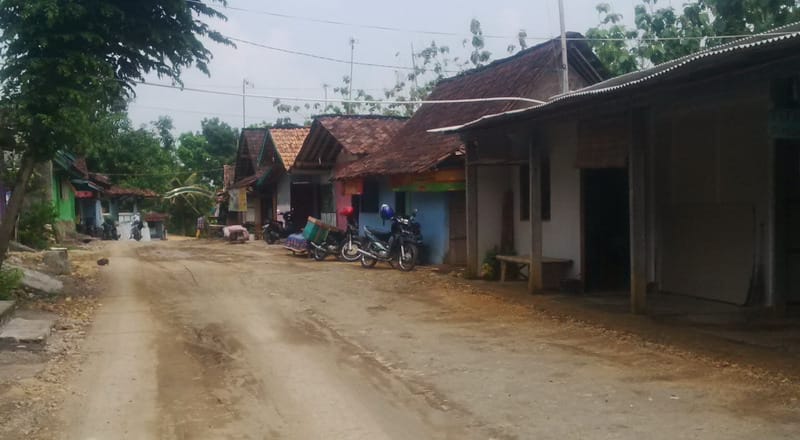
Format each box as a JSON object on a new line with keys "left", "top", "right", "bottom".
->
{"left": 128, "top": 0, "right": 638, "bottom": 134}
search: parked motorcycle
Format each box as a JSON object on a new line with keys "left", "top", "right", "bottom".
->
{"left": 263, "top": 210, "right": 296, "bottom": 244}
{"left": 130, "top": 214, "right": 144, "bottom": 241}
{"left": 359, "top": 206, "right": 422, "bottom": 271}
{"left": 102, "top": 217, "right": 120, "bottom": 241}
{"left": 309, "top": 215, "right": 362, "bottom": 262}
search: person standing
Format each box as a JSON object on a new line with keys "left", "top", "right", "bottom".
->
{"left": 196, "top": 215, "right": 206, "bottom": 239}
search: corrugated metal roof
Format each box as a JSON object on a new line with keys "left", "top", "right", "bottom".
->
{"left": 436, "top": 22, "right": 800, "bottom": 133}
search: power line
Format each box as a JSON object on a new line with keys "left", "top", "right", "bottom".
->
{"left": 132, "top": 80, "right": 546, "bottom": 105}
{"left": 130, "top": 103, "right": 275, "bottom": 120}
{"left": 192, "top": 0, "right": 800, "bottom": 43}
{"left": 100, "top": 167, "right": 224, "bottom": 177}
{"left": 230, "top": 36, "right": 462, "bottom": 73}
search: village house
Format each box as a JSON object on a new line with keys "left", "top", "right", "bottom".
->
{"left": 335, "top": 34, "right": 606, "bottom": 265}
{"left": 439, "top": 23, "right": 800, "bottom": 313}
{"left": 227, "top": 126, "right": 309, "bottom": 230}
{"left": 291, "top": 115, "right": 407, "bottom": 229}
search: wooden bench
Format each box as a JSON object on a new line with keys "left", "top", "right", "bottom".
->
{"left": 496, "top": 255, "right": 573, "bottom": 289}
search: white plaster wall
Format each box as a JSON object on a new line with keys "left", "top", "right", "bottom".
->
{"left": 276, "top": 175, "right": 291, "bottom": 214}
{"left": 541, "top": 122, "right": 582, "bottom": 277}
{"left": 476, "top": 166, "right": 511, "bottom": 265}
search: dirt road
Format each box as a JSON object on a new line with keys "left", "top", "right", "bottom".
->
{"left": 39, "top": 240, "right": 800, "bottom": 438}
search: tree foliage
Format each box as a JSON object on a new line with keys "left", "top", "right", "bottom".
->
{"left": 587, "top": 0, "right": 800, "bottom": 76}
{"left": 84, "top": 115, "right": 178, "bottom": 192}
{"left": 176, "top": 118, "right": 238, "bottom": 186}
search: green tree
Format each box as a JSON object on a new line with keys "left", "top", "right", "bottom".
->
{"left": 85, "top": 116, "right": 178, "bottom": 192}
{"left": 587, "top": 0, "right": 800, "bottom": 76}
{"left": 0, "top": 0, "right": 230, "bottom": 264}
{"left": 152, "top": 115, "right": 176, "bottom": 150}
{"left": 176, "top": 118, "right": 238, "bottom": 186}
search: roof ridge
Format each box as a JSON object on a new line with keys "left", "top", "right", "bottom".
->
{"left": 434, "top": 32, "right": 585, "bottom": 86}
{"left": 313, "top": 113, "right": 409, "bottom": 120}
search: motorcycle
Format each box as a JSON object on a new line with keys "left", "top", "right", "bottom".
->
{"left": 309, "top": 216, "right": 362, "bottom": 262}
{"left": 130, "top": 218, "right": 144, "bottom": 241}
{"left": 102, "top": 217, "right": 120, "bottom": 241}
{"left": 263, "top": 210, "right": 296, "bottom": 244}
{"left": 359, "top": 209, "right": 422, "bottom": 271}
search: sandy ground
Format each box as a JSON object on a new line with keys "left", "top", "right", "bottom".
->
{"left": 2, "top": 239, "right": 800, "bottom": 439}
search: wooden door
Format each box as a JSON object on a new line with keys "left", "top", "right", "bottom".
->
{"left": 447, "top": 191, "right": 467, "bottom": 265}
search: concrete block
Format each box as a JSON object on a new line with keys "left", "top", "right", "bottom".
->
{"left": 0, "top": 300, "right": 15, "bottom": 326}
{"left": 43, "top": 248, "right": 71, "bottom": 275}
{"left": 6, "top": 264, "right": 63, "bottom": 295}
{"left": 0, "top": 318, "right": 53, "bottom": 348}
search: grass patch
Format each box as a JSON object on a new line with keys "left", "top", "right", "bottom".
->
{"left": 0, "top": 267, "right": 23, "bottom": 300}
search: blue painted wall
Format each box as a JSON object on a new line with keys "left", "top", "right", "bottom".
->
{"left": 355, "top": 178, "right": 451, "bottom": 265}
{"left": 357, "top": 178, "right": 395, "bottom": 234}
{"left": 408, "top": 192, "right": 449, "bottom": 265}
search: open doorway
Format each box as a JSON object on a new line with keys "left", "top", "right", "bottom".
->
{"left": 775, "top": 139, "right": 800, "bottom": 305}
{"left": 583, "top": 168, "right": 630, "bottom": 291}
{"left": 291, "top": 182, "right": 318, "bottom": 231}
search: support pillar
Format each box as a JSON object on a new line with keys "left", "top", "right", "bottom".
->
{"left": 529, "top": 141, "right": 543, "bottom": 293}
{"left": 630, "top": 111, "right": 649, "bottom": 313}
{"left": 466, "top": 163, "right": 479, "bottom": 278}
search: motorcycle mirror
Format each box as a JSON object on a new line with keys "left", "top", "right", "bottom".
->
{"left": 413, "top": 208, "right": 419, "bottom": 215}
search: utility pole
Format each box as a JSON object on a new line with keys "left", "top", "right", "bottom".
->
{"left": 242, "top": 78, "right": 253, "bottom": 128}
{"left": 348, "top": 37, "right": 356, "bottom": 114}
{"left": 323, "top": 83, "right": 329, "bottom": 112}
{"left": 558, "top": 0, "right": 569, "bottom": 94}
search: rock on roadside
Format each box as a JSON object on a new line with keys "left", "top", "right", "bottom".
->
{"left": 5, "top": 264, "right": 63, "bottom": 295}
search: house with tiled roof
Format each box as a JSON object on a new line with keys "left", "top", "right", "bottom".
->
{"left": 226, "top": 126, "right": 310, "bottom": 229}
{"left": 291, "top": 115, "right": 407, "bottom": 228}
{"left": 439, "top": 23, "right": 800, "bottom": 313}
{"left": 335, "top": 34, "right": 606, "bottom": 265}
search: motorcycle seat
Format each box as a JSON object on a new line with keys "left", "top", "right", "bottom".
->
{"left": 365, "top": 226, "right": 391, "bottom": 240}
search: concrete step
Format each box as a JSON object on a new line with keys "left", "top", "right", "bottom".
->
{"left": 0, "top": 300, "right": 15, "bottom": 327}
{"left": 0, "top": 317, "right": 54, "bottom": 350}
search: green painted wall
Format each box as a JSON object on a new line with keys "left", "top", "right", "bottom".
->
{"left": 51, "top": 173, "right": 76, "bottom": 222}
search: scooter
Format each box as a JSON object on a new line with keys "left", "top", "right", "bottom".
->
{"left": 309, "top": 216, "right": 362, "bottom": 262}
{"left": 130, "top": 219, "right": 144, "bottom": 241}
{"left": 263, "top": 210, "right": 296, "bottom": 244}
{"left": 359, "top": 209, "right": 422, "bottom": 271}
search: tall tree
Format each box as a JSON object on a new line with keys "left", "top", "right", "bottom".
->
{"left": 587, "top": 0, "right": 800, "bottom": 76}
{"left": 151, "top": 115, "right": 176, "bottom": 150}
{"left": 0, "top": 0, "right": 230, "bottom": 263}
{"left": 176, "top": 118, "right": 238, "bottom": 186}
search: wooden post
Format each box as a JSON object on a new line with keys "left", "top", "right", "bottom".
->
{"left": 466, "top": 162, "right": 480, "bottom": 278}
{"left": 630, "top": 111, "right": 649, "bottom": 313}
{"left": 529, "top": 140, "right": 543, "bottom": 293}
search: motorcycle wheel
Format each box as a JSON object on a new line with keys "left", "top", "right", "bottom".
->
{"left": 340, "top": 238, "right": 362, "bottom": 262}
{"left": 312, "top": 245, "right": 327, "bottom": 261}
{"left": 360, "top": 253, "right": 378, "bottom": 268}
{"left": 266, "top": 231, "right": 278, "bottom": 244}
{"left": 397, "top": 243, "right": 418, "bottom": 272}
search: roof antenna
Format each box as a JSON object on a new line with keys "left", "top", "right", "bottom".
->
{"left": 558, "top": 0, "right": 569, "bottom": 94}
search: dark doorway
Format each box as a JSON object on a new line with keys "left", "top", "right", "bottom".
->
{"left": 291, "top": 182, "right": 318, "bottom": 231}
{"left": 583, "top": 168, "right": 630, "bottom": 291}
{"left": 775, "top": 139, "right": 800, "bottom": 304}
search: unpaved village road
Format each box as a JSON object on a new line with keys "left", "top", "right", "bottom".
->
{"left": 42, "top": 240, "right": 799, "bottom": 439}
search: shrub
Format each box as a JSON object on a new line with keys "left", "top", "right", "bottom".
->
{"left": 18, "top": 202, "right": 57, "bottom": 249}
{"left": 0, "top": 267, "right": 23, "bottom": 300}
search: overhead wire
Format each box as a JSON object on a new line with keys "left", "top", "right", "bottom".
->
{"left": 132, "top": 80, "right": 546, "bottom": 105}
{"left": 191, "top": 0, "right": 800, "bottom": 43}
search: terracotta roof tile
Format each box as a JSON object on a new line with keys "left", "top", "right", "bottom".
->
{"left": 242, "top": 129, "right": 268, "bottom": 170}
{"left": 317, "top": 115, "right": 407, "bottom": 156}
{"left": 336, "top": 34, "right": 605, "bottom": 178}
{"left": 270, "top": 127, "right": 310, "bottom": 169}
